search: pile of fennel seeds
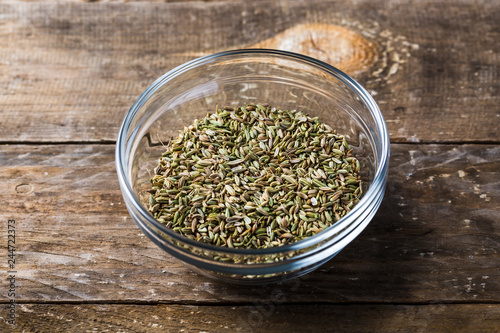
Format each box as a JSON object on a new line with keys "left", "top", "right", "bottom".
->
{"left": 148, "top": 104, "right": 362, "bottom": 249}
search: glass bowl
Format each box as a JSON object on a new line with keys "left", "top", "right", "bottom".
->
{"left": 116, "top": 49, "right": 389, "bottom": 284}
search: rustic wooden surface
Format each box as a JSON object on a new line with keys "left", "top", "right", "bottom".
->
{"left": 1, "top": 0, "right": 499, "bottom": 144}
{"left": 2, "top": 304, "right": 500, "bottom": 333}
{"left": 1, "top": 1, "right": 499, "bottom": 332}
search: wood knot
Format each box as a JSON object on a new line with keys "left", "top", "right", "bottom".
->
{"left": 252, "top": 23, "right": 378, "bottom": 76}
{"left": 16, "top": 183, "right": 33, "bottom": 194}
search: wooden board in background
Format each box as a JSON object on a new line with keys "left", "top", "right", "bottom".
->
{"left": 0, "top": 1, "right": 499, "bottom": 143}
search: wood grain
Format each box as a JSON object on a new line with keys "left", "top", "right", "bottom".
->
{"left": 1, "top": 143, "right": 498, "bottom": 304}
{"left": 252, "top": 23, "right": 378, "bottom": 76}
{"left": 1, "top": 1, "right": 499, "bottom": 331}
{"left": 0, "top": 1, "right": 499, "bottom": 143}
{"left": 2, "top": 303, "right": 500, "bottom": 333}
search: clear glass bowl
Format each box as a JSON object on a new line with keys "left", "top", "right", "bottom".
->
{"left": 116, "top": 49, "right": 389, "bottom": 284}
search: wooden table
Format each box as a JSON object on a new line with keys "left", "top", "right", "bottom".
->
{"left": 1, "top": 1, "right": 499, "bottom": 332}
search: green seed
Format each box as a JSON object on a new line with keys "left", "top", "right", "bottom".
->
{"left": 148, "top": 104, "right": 363, "bottom": 250}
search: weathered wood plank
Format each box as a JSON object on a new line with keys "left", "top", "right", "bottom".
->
{"left": 1, "top": 303, "right": 500, "bottom": 333}
{"left": 0, "top": 1, "right": 498, "bottom": 143}
{"left": 12, "top": 0, "right": 232, "bottom": 3}
{"left": 0, "top": 143, "right": 498, "bottom": 303}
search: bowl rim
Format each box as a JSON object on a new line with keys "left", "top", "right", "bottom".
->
{"left": 116, "top": 48, "right": 390, "bottom": 256}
